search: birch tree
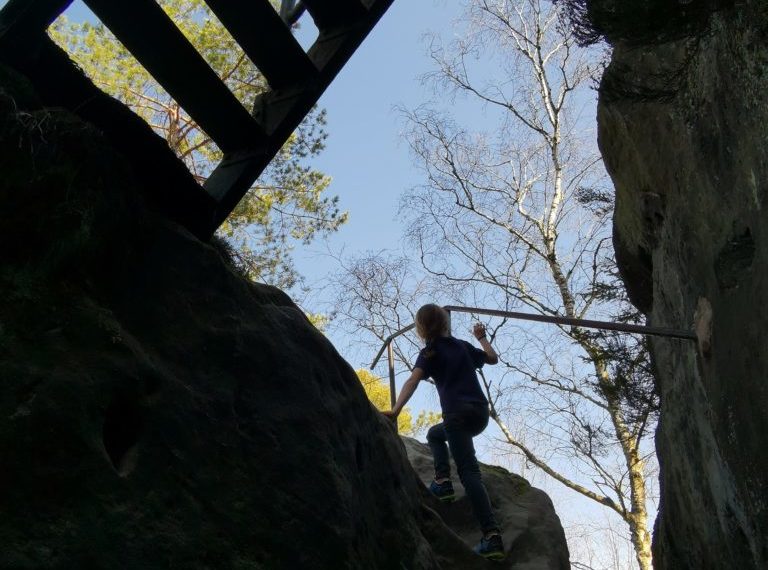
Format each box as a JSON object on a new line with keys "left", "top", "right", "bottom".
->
{"left": 334, "top": 1, "right": 656, "bottom": 568}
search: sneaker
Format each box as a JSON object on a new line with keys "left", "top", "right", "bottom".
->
{"left": 474, "top": 534, "right": 505, "bottom": 560}
{"left": 429, "top": 479, "right": 455, "bottom": 502}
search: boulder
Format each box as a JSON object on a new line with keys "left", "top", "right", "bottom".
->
{"left": 403, "top": 438, "right": 570, "bottom": 570}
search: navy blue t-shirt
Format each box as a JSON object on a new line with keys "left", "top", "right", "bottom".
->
{"left": 414, "top": 336, "right": 488, "bottom": 413}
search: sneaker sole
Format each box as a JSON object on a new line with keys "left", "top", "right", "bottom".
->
{"left": 481, "top": 551, "right": 505, "bottom": 561}
{"left": 436, "top": 494, "right": 455, "bottom": 503}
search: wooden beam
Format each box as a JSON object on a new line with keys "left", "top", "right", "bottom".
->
{"left": 0, "top": 35, "right": 217, "bottom": 238}
{"left": 204, "top": 0, "right": 317, "bottom": 91}
{"left": 83, "top": 0, "right": 267, "bottom": 153}
{"left": 301, "top": 0, "right": 367, "bottom": 31}
{"left": 205, "top": 0, "right": 395, "bottom": 234}
{"left": 204, "top": 149, "right": 269, "bottom": 202}
{"left": 0, "top": 0, "right": 73, "bottom": 42}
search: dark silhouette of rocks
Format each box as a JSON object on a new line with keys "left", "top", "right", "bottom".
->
{"left": 594, "top": 0, "right": 768, "bottom": 568}
{"left": 0, "top": 63, "right": 567, "bottom": 569}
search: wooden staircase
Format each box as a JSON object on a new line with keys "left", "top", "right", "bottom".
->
{"left": 0, "top": 0, "right": 395, "bottom": 237}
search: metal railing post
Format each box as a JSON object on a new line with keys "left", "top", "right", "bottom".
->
{"left": 387, "top": 342, "right": 397, "bottom": 433}
{"left": 387, "top": 342, "right": 396, "bottom": 407}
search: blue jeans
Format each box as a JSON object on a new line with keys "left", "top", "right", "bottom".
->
{"left": 426, "top": 401, "right": 499, "bottom": 534}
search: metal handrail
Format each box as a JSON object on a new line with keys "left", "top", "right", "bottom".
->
{"left": 371, "top": 305, "right": 695, "bottom": 369}
{"left": 370, "top": 323, "right": 415, "bottom": 373}
{"left": 370, "top": 304, "right": 697, "bottom": 411}
{"left": 442, "top": 305, "right": 697, "bottom": 340}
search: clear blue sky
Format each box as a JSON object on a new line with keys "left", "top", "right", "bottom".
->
{"left": 292, "top": 0, "right": 467, "bottom": 360}
{"left": 291, "top": 0, "right": 459, "bottom": 276}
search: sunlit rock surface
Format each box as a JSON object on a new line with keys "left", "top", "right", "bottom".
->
{"left": 595, "top": 1, "right": 768, "bottom": 567}
{"left": 0, "top": 62, "right": 568, "bottom": 569}
{"left": 403, "top": 438, "right": 569, "bottom": 570}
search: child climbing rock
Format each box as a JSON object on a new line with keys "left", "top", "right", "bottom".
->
{"left": 383, "top": 303, "right": 504, "bottom": 560}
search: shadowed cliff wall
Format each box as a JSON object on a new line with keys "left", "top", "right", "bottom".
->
{"left": 592, "top": 1, "right": 768, "bottom": 567}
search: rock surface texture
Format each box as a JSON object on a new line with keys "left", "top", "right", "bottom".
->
{"left": 0, "top": 65, "right": 569, "bottom": 568}
{"left": 403, "top": 438, "right": 569, "bottom": 570}
{"left": 594, "top": 1, "right": 768, "bottom": 568}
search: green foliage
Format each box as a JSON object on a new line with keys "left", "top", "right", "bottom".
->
{"left": 305, "top": 312, "right": 330, "bottom": 332}
{"left": 356, "top": 369, "right": 441, "bottom": 437}
{"left": 48, "top": 0, "right": 347, "bottom": 290}
{"left": 411, "top": 409, "right": 443, "bottom": 437}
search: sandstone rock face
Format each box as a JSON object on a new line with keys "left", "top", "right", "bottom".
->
{"left": 0, "top": 65, "right": 568, "bottom": 568}
{"left": 595, "top": 1, "right": 768, "bottom": 568}
{"left": 403, "top": 438, "right": 569, "bottom": 570}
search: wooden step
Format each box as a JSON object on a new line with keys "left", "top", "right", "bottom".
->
{"left": 204, "top": 0, "right": 318, "bottom": 91}
{"left": 83, "top": 0, "right": 267, "bottom": 153}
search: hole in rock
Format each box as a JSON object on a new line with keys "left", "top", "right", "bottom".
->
{"left": 102, "top": 392, "right": 143, "bottom": 476}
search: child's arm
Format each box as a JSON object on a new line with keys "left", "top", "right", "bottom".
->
{"left": 473, "top": 323, "right": 499, "bottom": 365}
{"left": 382, "top": 368, "right": 425, "bottom": 417}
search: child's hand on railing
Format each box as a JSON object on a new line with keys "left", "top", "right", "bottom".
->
{"left": 472, "top": 322, "right": 487, "bottom": 341}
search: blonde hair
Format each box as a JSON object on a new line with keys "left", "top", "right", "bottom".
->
{"left": 415, "top": 304, "right": 450, "bottom": 342}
